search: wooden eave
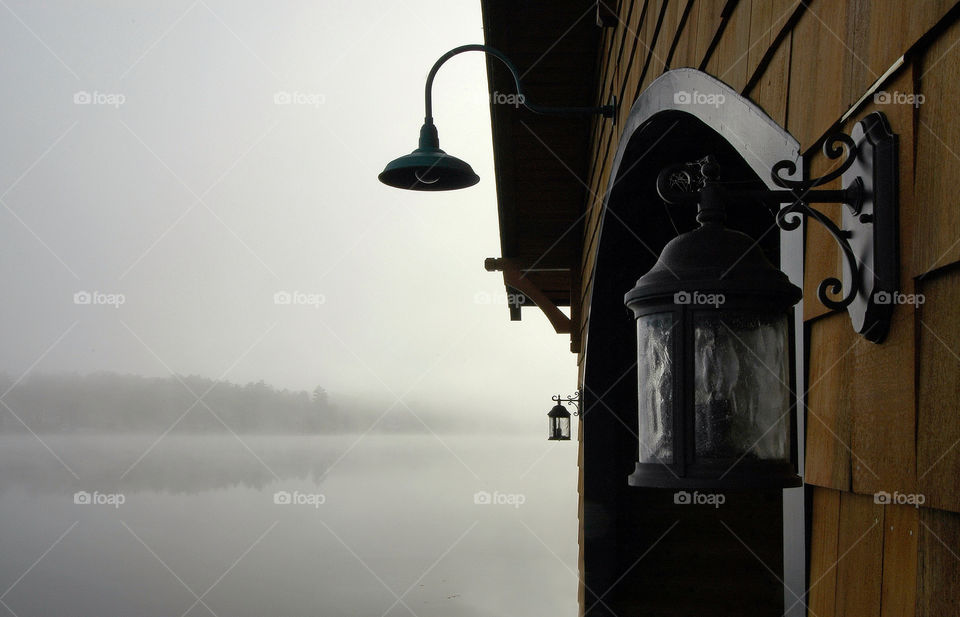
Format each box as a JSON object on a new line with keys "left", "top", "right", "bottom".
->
{"left": 480, "top": 1, "right": 606, "bottom": 349}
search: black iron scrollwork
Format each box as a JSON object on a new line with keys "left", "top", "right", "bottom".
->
{"left": 657, "top": 135, "right": 868, "bottom": 311}
{"left": 655, "top": 113, "right": 897, "bottom": 342}
{"left": 770, "top": 134, "right": 864, "bottom": 310}
{"left": 776, "top": 202, "right": 859, "bottom": 310}
{"left": 552, "top": 392, "right": 581, "bottom": 415}
{"left": 771, "top": 133, "right": 860, "bottom": 191}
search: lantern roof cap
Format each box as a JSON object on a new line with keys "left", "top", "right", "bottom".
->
{"left": 625, "top": 192, "right": 801, "bottom": 308}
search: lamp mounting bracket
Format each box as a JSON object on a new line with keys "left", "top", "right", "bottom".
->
{"left": 552, "top": 391, "right": 581, "bottom": 416}
{"left": 655, "top": 112, "right": 899, "bottom": 343}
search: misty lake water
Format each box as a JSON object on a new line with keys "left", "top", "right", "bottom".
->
{"left": 0, "top": 433, "right": 578, "bottom": 617}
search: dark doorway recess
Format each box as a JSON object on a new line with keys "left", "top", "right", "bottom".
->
{"left": 581, "top": 110, "right": 787, "bottom": 617}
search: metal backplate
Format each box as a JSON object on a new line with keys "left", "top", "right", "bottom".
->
{"left": 841, "top": 112, "right": 899, "bottom": 343}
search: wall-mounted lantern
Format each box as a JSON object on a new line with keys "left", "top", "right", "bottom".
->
{"left": 548, "top": 392, "right": 580, "bottom": 441}
{"left": 627, "top": 113, "right": 898, "bottom": 489}
{"left": 379, "top": 44, "right": 616, "bottom": 191}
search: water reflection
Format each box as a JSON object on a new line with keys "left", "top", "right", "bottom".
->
{"left": 0, "top": 433, "right": 578, "bottom": 617}
{"left": 0, "top": 434, "right": 341, "bottom": 494}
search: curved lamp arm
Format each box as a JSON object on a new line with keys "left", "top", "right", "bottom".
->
{"left": 423, "top": 44, "right": 616, "bottom": 124}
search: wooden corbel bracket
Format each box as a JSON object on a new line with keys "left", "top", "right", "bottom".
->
{"left": 484, "top": 257, "right": 572, "bottom": 334}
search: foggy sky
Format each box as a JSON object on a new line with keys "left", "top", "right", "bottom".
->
{"left": 0, "top": 0, "right": 579, "bottom": 434}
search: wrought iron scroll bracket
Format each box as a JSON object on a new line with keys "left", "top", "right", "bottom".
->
{"left": 770, "top": 132, "right": 865, "bottom": 313}
{"left": 655, "top": 112, "right": 899, "bottom": 343}
{"left": 552, "top": 391, "right": 582, "bottom": 416}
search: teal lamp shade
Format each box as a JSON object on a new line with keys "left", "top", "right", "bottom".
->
{"left": 379, "top": 123, "right": 479, "bottom": 191}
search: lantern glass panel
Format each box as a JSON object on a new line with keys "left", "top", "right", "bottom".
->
{"left": 637, "top": 312, "right": 674, "bottom": 464}
{"left": 693, "top": 310, "right": 791, "bottom": 460}
{"left": 551, "top": 416, "right": 571, "bottom": 440}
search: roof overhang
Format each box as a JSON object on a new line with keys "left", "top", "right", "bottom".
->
{"left": 480, "top": 1, "right": 606, "bottom": 342}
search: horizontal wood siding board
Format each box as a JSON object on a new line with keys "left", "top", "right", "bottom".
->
{"left": 633, "top": 0, "right": 671, "bottom": 99}
{"left": 785, "top": 0, "right": 849, "bottom": 150}
{"left": 661, "top": 0, "right": 696, "bottom": 72}
{"left": 587, "top": 23, "right": 616, "bottom": 193}
{"left": 668, "top": 0, "right": 701, "bottom": 69}
{"left": 805, "top": 312, "right": 856, "bottom": 490}
{"left": 914, "top": 13, "right": 960, "bottom": 275}
{"left": 746, "top": 27, "right": 791, "bottom": 126}
{"left": 880, "top": 504, "right": 919, "bottom": 617}
{"left": 649, "top": 0, "right": 681, "bottom": 86}
{"left": 917, "top": 268, "right": 960, "bottom": 514}
{"left": 917, "top": 507, "right": 960, "bottom": 616}
{"left": 611, "top": 0, "right": 645, "bottom": 129}
{"left": 704, "top": 0, "right": 753, "bottom": 91}
{"left": 850, "top": 305, "right": 918, "bottom": 496}
{"left": 807, "top": 486, "right": 841, "bottom": 617}
{"left": 617, "top": 0, "right": 653, "bottom": 115}
{"left": 835, "top": 492, "right": 884, "bottom": 617}
{"left": 742, "top": 0, "right": 805, "bottom": 97}
{"left": 697, "top": 0, "right": 739, "bottom": 70}
{"left": 614, "top": 0, "right": 640, "bottom": 89}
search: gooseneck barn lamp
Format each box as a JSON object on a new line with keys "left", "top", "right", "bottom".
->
{"left": 628, "top": 113, "right": 898, "bottom": 489}
{"left": 379, "top": 44, "right": 617, "bottom": 191}
{"left": 548, "top": 392, "right": 581, "bottom": 441}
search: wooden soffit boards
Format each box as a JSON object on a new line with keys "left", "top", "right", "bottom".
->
{"left": 480, "top": 0, "right": 603, "bottom": 311}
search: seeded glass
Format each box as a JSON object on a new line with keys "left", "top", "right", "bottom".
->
{"left": 693, "top": 311, "right": 790, "bottom": 460}
{"left": 550, "top": 416, "right": 571, "bottom": 440}
{"left": 636, "top": 313, "right": 674, "bottom": 463}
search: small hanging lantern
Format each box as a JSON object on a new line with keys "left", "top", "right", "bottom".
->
{"left": 547, "top": 392, "right": 580, "bottom": 441}
{"left": 547, "top": 404, "right": 571, "bottom": 441}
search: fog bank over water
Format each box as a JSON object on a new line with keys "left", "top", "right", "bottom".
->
{"left": 0, "top": 371, "right": 520, "bottom": 434}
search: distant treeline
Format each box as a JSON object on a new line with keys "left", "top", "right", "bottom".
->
{"left": 0, "top": 372, "right": 427, "bottom": 434}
